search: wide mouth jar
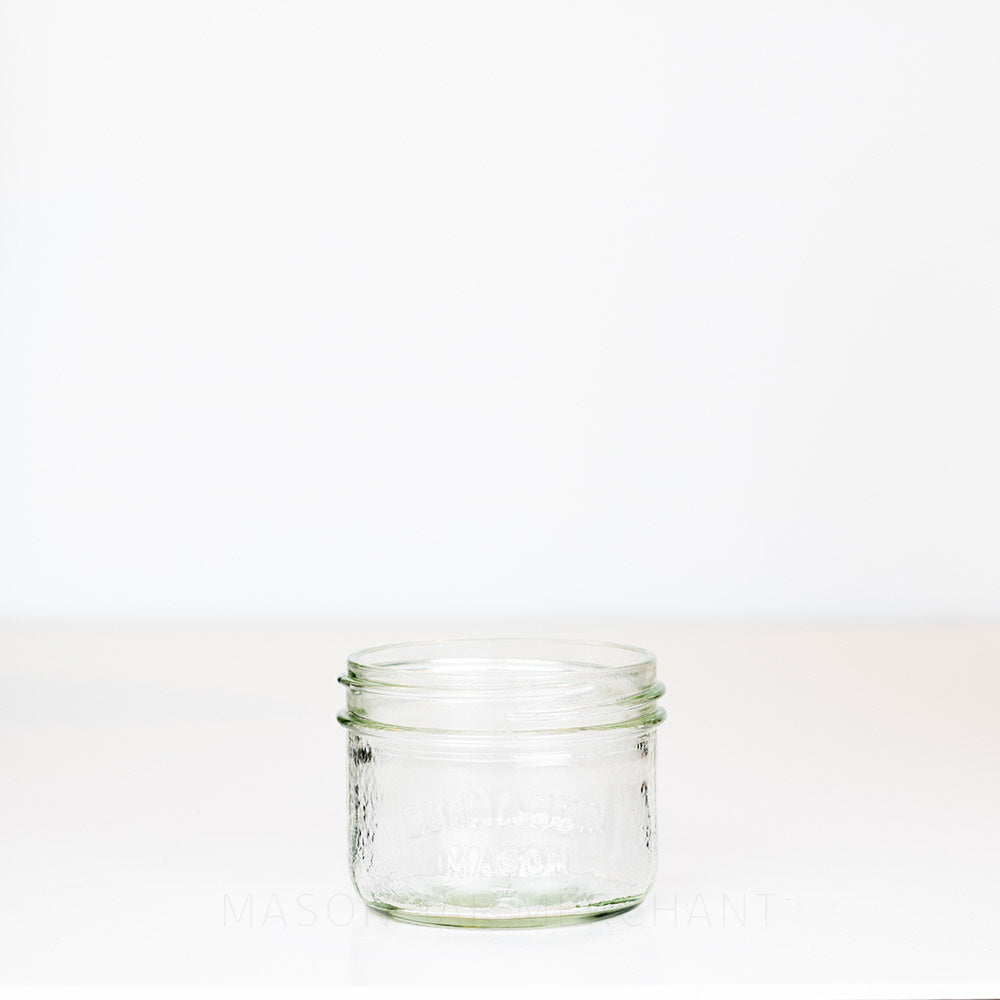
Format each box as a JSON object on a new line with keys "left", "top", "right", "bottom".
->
{"left": 338, "top": 638, "right": 665, "bottom": 927}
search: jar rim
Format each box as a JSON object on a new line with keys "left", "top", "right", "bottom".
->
{"left": 339, "top": 637, "right": 664, "bottom": 736}
{"left": 347, "top": 636, "right": 656, "bottom": 676}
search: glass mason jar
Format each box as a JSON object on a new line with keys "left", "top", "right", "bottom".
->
{"left": 337, "top": 638, "right": 665, "bottom": 927}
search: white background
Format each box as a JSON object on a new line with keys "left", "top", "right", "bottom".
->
{"left": 3, "top": 0, "right": 1000, "bottom": 622}
{"left": 2, "top": 8, "right": 1000, "bottom": 995}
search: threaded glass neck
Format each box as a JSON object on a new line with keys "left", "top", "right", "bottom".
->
{"left": 338, "top": 638, "right": 665, "bottom": 736}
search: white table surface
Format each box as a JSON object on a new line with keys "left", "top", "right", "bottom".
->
{"left": 1, "top": 623, "right": 998, "bottom": 998}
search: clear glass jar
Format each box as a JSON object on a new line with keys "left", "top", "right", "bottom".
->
{"left": 337, "top": 638, "right": 665, "bottom": 927}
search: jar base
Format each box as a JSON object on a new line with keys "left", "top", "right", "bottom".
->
{"left": 362, "top": 894, "right": 647, "bottom": 928}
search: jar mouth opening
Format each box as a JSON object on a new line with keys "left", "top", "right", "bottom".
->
{"left": 348, "top": 636, "right": 654, "bottom": 676}
{"left": 339, "top": 637, "right": 664, "bottom": 735}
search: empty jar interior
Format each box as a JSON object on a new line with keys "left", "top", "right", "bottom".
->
{"left": 338, "top": 638, "right": 665, "bottom": 926}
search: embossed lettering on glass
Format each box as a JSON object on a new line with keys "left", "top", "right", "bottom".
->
{"left": 337, "top": 638, "right": 666, "bottom": 927}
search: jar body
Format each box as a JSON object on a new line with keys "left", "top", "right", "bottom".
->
{"left": 346, "top": 727, "right": 658, "bottom": 926}
{"left": 339, "top": 638, "right": 664, "bottom": 927}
